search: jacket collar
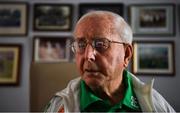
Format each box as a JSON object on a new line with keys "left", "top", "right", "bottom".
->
{"left": 127, "top": 71, "right": 155, "bottom": 112}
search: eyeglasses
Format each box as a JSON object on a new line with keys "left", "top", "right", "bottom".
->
{"left": 71, "top": 38, "right": 125, "bottom": 53}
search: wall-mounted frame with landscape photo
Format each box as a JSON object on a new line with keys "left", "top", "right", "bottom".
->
{"left": 79, "top": 3, "right": 124, "bottom": 18}
{"left": 0, "top": 2, "right": 28, "bottom": 36}
{"left": 0, "top": 44, "right": 21, "bottom": 86}
{"left": 33, "top": 36, "right": 71, "bottom": 62}
{"left": 129, "top": 4, "right": 175, "bottom": 36}
{"left": 132, "top": 41, "right": 175, "bottom": 75}
{"left": 33, "top": 4, "right": 73, "bottom": 31}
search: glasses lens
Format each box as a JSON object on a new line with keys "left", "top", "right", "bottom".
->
{"left": 93, "top": 38, "right": 110, "bottom": 52}
{"left": 72, "top": 39, "right": 87, "bottom": 53}
{"left": 71, "top": 43, "right": 76, "bottom": 53}
{"left": 72, "top": 38, "right": 111, "bottom": 53}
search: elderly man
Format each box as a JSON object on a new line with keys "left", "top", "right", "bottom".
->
{"left": 45, "top": 11, "right": 175, "bottom": 112}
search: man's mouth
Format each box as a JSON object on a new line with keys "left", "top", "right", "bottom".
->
{"left": 83, "top": 61, "right": 100, "bottom": 76}
{"left": 85, "top": 69, "right": 99, "bottom": 73}
{"left": 84, "top": 69, "right": 101, "bottom": 77}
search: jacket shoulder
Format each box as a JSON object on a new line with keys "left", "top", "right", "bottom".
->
{"left": 152, "top": 89, "right": 176, "bottom": 112}
{"left": 44, "top": 95, "right": 63, "bottom": 112}
{"left": 44, "top": 77, "right": 81, "bottom": 112}
{"left": 56, "top": 77, "right": 81, "bottom": 96}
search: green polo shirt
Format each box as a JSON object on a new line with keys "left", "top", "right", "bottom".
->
{"left": 80, "top": 70, "right": 141, "bottom": 112}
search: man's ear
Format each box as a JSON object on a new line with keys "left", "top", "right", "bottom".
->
{"left": 124, "top": 44, "right": 133, "bottom": 68}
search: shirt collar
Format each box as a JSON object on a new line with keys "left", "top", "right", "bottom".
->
{"left": 80, "top": 70, "right": 141, "bottom": 111}
{"left": 122, "top": 70, "right": 141, "bottom": 110}
{"left": 80, "top": 80, "right": 101, "bottom": 111}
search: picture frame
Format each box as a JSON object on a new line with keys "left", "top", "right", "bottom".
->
{"left": 33, "top": 4, "right": 73, "bottom": 31}
{"left": 0, "top": 2, "right": 28, "bottom": 36}
{"left": 0, "top": 44, "right": 21, "bottom": 85}
{"left": 132, "top": 41, "right": 175, "bottom": 75}
{"left": 79, "top": 3, "right": 124, "bottom": 18}
{"left": 129, "top": 4, "right": 175, "bottom": 36}
{"left": 33, "top": 36, "right": 71, "bottom": 62}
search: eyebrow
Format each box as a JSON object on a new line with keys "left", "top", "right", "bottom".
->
{"left": 75, "top": 37, "right": 85, "bottom": 39}
{"left": 75, "top": 36, "right": 107, "bottom": 39}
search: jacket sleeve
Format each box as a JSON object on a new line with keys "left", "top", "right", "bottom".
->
{"left": 44, "top": 96, "right": 63, "bottom": 113}
{"left": 152, "top": 89, "right": 176, "bottom": 112}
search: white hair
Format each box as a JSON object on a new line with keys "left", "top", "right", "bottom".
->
{"left": 75, "top": 11, "right": 133, "bottom": 44}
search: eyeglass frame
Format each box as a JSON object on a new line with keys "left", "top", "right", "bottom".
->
{"left": 70, "top": 37, "right": 128, "bottom": 54}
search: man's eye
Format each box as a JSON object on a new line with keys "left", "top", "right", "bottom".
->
{"left": 78, "top": 42, "right": 86, "bottom": 48}
{"left": 95, "top": 41, "right": 104, "bottom": 47}
{"left": 95, "top": 40, "right": 109, "bottom": 49}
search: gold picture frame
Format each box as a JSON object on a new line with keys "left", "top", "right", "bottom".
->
{"left": 132, "top": 41, "right": 175, "bottom": 75}
{"left": 0, "top": 44, "right": 22, "bottom": 85}
{"left": 0, "top": 2, "right": 28, "bottom": 36}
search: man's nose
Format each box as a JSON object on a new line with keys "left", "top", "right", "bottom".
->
{"left": 84, "top": 44, "right": 96, "bottom": 61}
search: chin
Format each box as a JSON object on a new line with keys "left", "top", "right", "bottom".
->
{"left": 83, "top": 76, "right": 103, "bottom": 90}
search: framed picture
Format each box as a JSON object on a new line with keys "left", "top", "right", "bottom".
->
{"left": 79, "top": 3, "right": 124, "bottom": 18}
{"left": 129, "top": 4, "right": 175, "bottom": 36}
{"left": 132, "top": 41, "right": 175, "bottom": 75}
{"left": 0, "top": 44, "right": 21, "bottom": 85}
{"left": 0, "top": 2, "right": 28, "bottom": 36}
{"left": 33, "top": 4, "right": 73, "bottom": 31}
{"left": 33, "top": 36, "right": 71, "bottom": 62}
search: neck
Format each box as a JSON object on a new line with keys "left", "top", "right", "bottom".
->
{"left": 108, "top": 82, "right": 125, "bottom": 105}
{"left": 93, "top": 74, "right": 125, "bottom": 105}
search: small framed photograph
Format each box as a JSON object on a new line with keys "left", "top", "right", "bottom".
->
{"left": 0, "top": 44, "right": 21, "bottom": 85}
{"left": 132, "top": 41, "right": 175, "bottom": 75}
{"left": 79, "top": 3, "right": 124, "bottom": 18}
{"left": 33, "top": 4, "right": 73, "bottom": 31}
{"left": 129, "top": 4, "right": 175, "bottom": 36}
{"left": 0, "top": 2, "right": 28, "bottom": 36}
{"left": 33, "top": 36, "right": 71, "bottom": 62}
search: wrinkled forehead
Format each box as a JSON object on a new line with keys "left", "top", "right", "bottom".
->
{"left": 74, "top": 15, "right": 118, "bottom": 40}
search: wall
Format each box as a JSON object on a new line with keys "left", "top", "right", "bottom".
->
{"left": 0, "top": 0, "right": 179, "bottom": 111}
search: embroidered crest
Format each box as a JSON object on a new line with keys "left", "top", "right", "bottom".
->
{"left": 131, "top": 96, "right": 139, "bottom": 108}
